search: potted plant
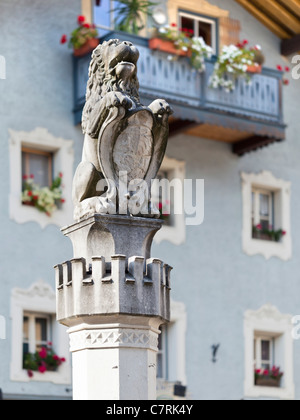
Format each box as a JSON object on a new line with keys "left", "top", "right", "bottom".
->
{"left": 255, "top": 366, "right": 284, "bottom": 387}
{"left": 150, "top": 23, "right": 213, "bottom": 72}
{"left": 113, "top": 0, "right": 157, "bottom": 35}
{"left": 210, "top": 40, "right": 264, "bottom": 92}
{"left": 61, "top": 15, "right": 99, "bottom": 57}
{"left": 252, "top": 224, "right": 287, "bottom": 242}
{"left": 22, "top": 173, "right": 65, "bottom": 217}
{"left": 24, "top": 343, "right": 66, "bottom": 378}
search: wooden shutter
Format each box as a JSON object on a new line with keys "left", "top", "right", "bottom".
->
{"left": 219, "top": 17, "right": 241, "bottom": 49}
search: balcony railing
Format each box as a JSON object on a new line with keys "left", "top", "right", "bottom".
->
{"left": 73, "top": 31, "right": 285, "bottom": 155}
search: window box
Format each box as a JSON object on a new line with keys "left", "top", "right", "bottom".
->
{"left": 247, "top": 64, "right": 262, "bottom": 74}
{"left": 255, "top": 377, "right": 281, "bottom": 388}
{"left": 149, "top": 38, "right": 190, "bottom": 56}
{"left": 74, "top": 38, "right": 99, "bottom": 57}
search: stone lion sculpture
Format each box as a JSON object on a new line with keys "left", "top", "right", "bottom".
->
{"left": 72, "top": 39, "right": 173, "bottom": 220}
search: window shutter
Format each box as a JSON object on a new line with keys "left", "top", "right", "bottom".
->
{"left": 219, "top": 17, "right": 241, "bottom": 49}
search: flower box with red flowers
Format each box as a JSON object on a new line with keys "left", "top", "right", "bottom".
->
{"left": 61, "top": 15, "right": 99, "bottom": 57}
{"left": 24, "top": 343, "right": 66, "bottom": 378}
{"left": 22, "top": 173, "right": 65, "bottom": 217}
{"left": 255, "top": 367, "right": 283, "bottom": 388}
{"left": 150, "top": 23, "right": 212, "bottom": 72}
{"left": 252, "top": 224, "right": 287, "bottom": 243}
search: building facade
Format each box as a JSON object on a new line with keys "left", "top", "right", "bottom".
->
{"left": 0, "top": 0, "right": 300, "bottom": 400}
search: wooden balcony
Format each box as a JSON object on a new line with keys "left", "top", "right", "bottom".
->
{"left": 73, "top": 31, "right": 286, "bottom": 156}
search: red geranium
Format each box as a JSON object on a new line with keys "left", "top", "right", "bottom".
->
{"left": 78, "top": 15, "right": 85, "bottom": 25}
{"left": 38, "top": 365, "right": 47, "bottom": 374}
{"left": 60, "top": 34, "right": 68, "bottom": 44}
{"left": 277, "top": 65, "right": 283, "bottom": 72}
{"left": 39, "top": 348, "right": 47, "bottom": 359}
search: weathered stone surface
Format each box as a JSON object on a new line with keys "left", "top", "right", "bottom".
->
{"left": 72, "top": 39, "right": 173, "bottom": 220}
{"left": 56, "top": 215, "right": 171, "bottom": 325}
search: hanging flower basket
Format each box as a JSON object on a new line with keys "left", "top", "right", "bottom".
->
{"left": 73, "top": 38, "right": 99, "bottom": 57}
{"left": 149, "top": 38, "right": 190, "bottom": 57}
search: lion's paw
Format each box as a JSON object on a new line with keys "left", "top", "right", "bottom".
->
{"left": 104, "top": 92, "right": 132, "bottom": 110}
{"left": 149, "top": 99, "right": 173, "bottom": 116}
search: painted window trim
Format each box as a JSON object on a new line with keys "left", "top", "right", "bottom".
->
{"left": 241, "top": 171, "right": 292, "bottom": 261}
{"left": 9, "top": 127, "right": 74, "bottom": 229}
{"left": 10, "top": 280, "right": 71, "bottom": 385}
{"left": 244, "top": 304, "right": 294, "bottom": 400}
{"left": 157, "top": 300, "right": 187, "bottom": 398}
{"left": 178, "top": 9, "right": 219, "bottom": 54}
{"left": 154, "top": 156, "right": 186, "bottom": 246}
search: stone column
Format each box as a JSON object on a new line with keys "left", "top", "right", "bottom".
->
{"left": 55, "top": 38, "right": 173, "bottom": 400}
{"left": 55, "top": 215, "right": 171, "bottom": 400}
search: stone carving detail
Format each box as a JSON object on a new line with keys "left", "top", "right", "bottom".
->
{"left": 72, "top": 39, "right": 173, "bottom": 220}
{"left": 69, "top": 327, "right": 158, "bottom": 352}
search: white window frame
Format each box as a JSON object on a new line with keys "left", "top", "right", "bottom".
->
{"left": 241, "top": 171, "right": 292, "bottom": 261}
{"left": 157, "top": 300, "right": 187, "bottom": 399}
{"left": 252, "top": 188, "right": 273, "bottom": 229}
{"left": 244, "top": 304, "right": 294, "bottom": 400}
{"left": 154, "top": 156, "right": 186, "bottom": 246}
{"left": 157, "top": 325, "right": 168, "bottom": 380}
{"left": 9, "top": 127, "right": 74, "bottom": 229}
{"left": 23, "top": 312, "right": 52, "bottom": 355}
{"left": 10, "top": 280, "right": 71, "bottom": 384}
{"left": 178, "top": 11, "right": 217, "bottom": 54}
{"left": 254, "top": 335, "right": 274, "bottom": 371}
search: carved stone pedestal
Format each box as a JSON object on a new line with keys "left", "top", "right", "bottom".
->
{"left": 55, "top": 214, "right": 171, "bottom": 400}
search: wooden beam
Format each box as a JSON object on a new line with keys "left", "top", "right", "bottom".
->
{"left": 169, "top": 119, "right": 200, "bottom": 137}
{"left": 235, "top": 0, "right": 291, "bottom": 39}
{"left": 232, "top": 136, "right": 283, "bottom": 156}
{"left": 279, "top": 0, "right": 300, "bottom": 18}
{"left": 281, "top": 33, "right": 300, "bottom": 55}
{"left": 254, "top": 0, "right": 300, "bottom": 34}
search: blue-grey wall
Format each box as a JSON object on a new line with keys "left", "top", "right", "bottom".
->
{"left": 1, "top": 0, "right": 300, "bottom": 400}
{"left": 0, "top": 0, "right": 83, "bottom": 398}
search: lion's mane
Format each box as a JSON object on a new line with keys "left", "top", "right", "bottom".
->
{"left": 82, "top": 39, "right": 140, "bottom": 135}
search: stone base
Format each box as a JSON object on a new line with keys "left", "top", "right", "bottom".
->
{"left": 55, "top": 214, "right": 171, "bottom": 400}
{"left": 61, "top": 214, "right": 163, "bottom": 265}
{"left": 69, "top": 315, "right": 160, "bottom": 400}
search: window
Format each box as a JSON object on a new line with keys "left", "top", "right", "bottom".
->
{"left": 153, "top": 156, "right": 186, "bottom": 246}
{"left": 244, "top": 304, "right": 294, "bottom": 399}
{"left": 156, "top": 300, "right": 187, "bottom": 399}
{"left": 251, "top": 188, "right": 275, "bottom": 241}
{"left": 241, "top": 171, "right": 292, "bottom": 261}
{"left": 157, "top": 326, "right": 168, "bottom": 380}
{"left": 93, "top": 0, "right": 121, "bottom": 34}
{"left": 23, "top": 313, "right": 52, "bottom": 361}
{"left": 254, "top": 335, "right": 274, "bottom": 372}
{"left": 11, "top": 280, "right": 71, "bottom": 385}
{"left": 178, "top": 11, "right": 218, "bottom": 54}
{"left": 22, "top": 148, "right": 53, "bottom": 188}
{"left": 9, "top": 128, "right": 74, "bottom": 229}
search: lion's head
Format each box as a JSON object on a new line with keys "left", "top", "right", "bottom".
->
{"left": 82, "top": 39, "right": 140, "bottom": 134}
